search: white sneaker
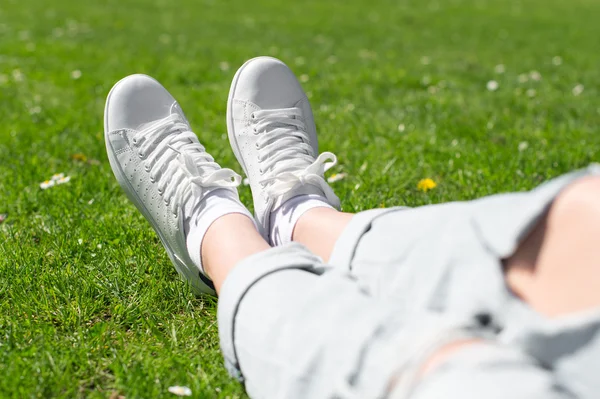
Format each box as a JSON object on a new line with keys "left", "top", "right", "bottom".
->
{"left": 104, "top": 74, "right": 242, "bottom": 296}
{"left": 227, "top": 57, "right": 340, "bottom": 240}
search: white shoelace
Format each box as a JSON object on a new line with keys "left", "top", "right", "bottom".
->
{"left": 132, "top": 114, "right": 241, "bottom": 216}
{"left": 252, "top": 107, "right": 339, "bottom": 206}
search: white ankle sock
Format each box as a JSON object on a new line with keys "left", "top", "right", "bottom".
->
{"left": 185, "top": 188, "right": 254, "bottom": 273}
{"left": 269, "top": 194, "right": 334, "bottom": 246}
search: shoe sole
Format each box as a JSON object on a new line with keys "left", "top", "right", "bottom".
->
{"left": 104, "top": 76, "right": 215, "bottom": 296}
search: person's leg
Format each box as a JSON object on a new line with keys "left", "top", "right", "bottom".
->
{"left": 504, "top": 176, "right": 600, "bottom": 318}
{"left": 292, "top": 207, "right": 353, "bottom": 261}
{"left": 201, "top": 213, "right": 269, "bottom": 293}
{"left": 225, "top": 54, "right": 600, "bottom": 320}
{"left": 296, "top": 174, "right": 600, "bottom": 319}
{"left": 212, "top": 238, "right": 569, "bottom": 399}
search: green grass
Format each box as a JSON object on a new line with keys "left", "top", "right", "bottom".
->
{"left": 1, "top": 0, "right": 599, "bottom": 397}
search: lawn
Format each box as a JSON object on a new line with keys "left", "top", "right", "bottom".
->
{"left": 0, "top": 0, "right": 599, "bottom": 397}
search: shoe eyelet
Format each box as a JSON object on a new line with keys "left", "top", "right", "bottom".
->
{"left": 138, "top": 152, "right": 145, "bottom": 159}
{"left": 132, "top": 138, "right": 138, "bottom": 145}
{"left": 144, "top": 165, "right": 150, "bottom": 172}
{"left": 250, "top": 113, "right": 256, "bottom": 119}
{"left": 255, "top": 142, "right": 260, "bottom": 149}
{"left": 252, "top": 127, "right": 258, "bottom": 134}
{"left": 157, "top": 188, "right": 162, "bottom": 195}
{"left": 259, "top": 168, "right": 263, "bottom": 175}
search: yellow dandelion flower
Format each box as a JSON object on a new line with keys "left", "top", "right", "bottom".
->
{"left": 71, "top": 153, "right": 88, "bottom": 162}
{"left": 417, "top": 178, "right": 437, "bottom": 192}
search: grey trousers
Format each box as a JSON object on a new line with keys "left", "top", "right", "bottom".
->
{"left": 218, "top": 164, "right": 600, "bottom": 399}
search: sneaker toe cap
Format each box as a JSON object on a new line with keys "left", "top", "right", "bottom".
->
{"left": 233, "top": 57, "right": 306, "bottom": 109}
{"left": 104, "top": 74, "right": 175, "bottom": 132}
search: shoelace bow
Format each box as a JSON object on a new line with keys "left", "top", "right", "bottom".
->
{"left": 251, "top": 107, "right": 339, "bottom": 206}
{"left": 132, "top": 114, "right": 240, "bottom": 216}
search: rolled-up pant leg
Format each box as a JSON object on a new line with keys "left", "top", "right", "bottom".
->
{"left": 403, "top": 344, "right": 574, "bottom": 399}
{"left": 218, "top": 244, "right": 573, "bottom": 399}
{"left": 327, "top": 164, "right": 600, "bottom": 398}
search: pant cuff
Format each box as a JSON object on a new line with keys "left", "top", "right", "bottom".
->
{"left": 329, "top": 207, "right": 406, "bottom": 270}
{"left": 217, "top": 242, "right": 322, "bottom": 381}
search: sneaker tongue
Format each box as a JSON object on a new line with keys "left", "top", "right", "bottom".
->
{"left": 136, "top": 102, "right": 189, "bottom": 132}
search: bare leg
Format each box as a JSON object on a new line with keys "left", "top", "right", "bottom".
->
{"left": 293, "top": 207, "right": 353, "bottom": 262}
{"left": 505, "top": 176, "right": 600, "bottom": 317}
{"left": 202, "top": 214, "right": 270, "bottom": 294}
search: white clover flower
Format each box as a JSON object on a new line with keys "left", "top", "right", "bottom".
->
{"left": 168, "top": 386, "right": 192, "bottom": 396}
{"left": 12, "top": 69, "right": 24, "bottom": 82}
{"left": 529, "top": 70, "right": 542, "bottom": 81}
{"left": 518, "top": 141, "right": 529, "bottom": 152}
{"left": 345, "top": 103, "right": 355, "bottom": 112}
{"left": 219, "top": 62, "right": 229, "bottom": 71}
{"left": 294, "top": 57, "right": 305, "bottom": 66}
{"left": 299, "top": 74, "right": 309, "bottom": 83}
{"left": 572, "top": 84, "right": 584, "bottom": 96}
{"left": 486, "top": 80, "right": 499, "bottom": 91}
{"left": 327, "top": 55, "right": 337, "bottom": 64}
{"left": 327, "top": 173, "right": 347, "bottom": 183}
{"left": 518, "top": 74, "right": 528, "bottom": 83}
{"left": 71, "top": 69, "right": 82, "bottom": 79}
{"left": 243, "top": 177, "right": 250, "bottom": 186}
{"left": 397, "top": 123, "right": 405, "bottom": 133}
{"left": 552, "top": 56, "right": 563, "bottom": 66}
{"left": 78, "top": 239, "right": 83, "bottom": 245}
{"left": 494, "top": 64, "right": 505, "bottom": 74}
{"left": 526, "top": 88, "right": 536, "bottom": 97}
{"left": 420, "top": 56, "right": 431, "bottom": 65}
